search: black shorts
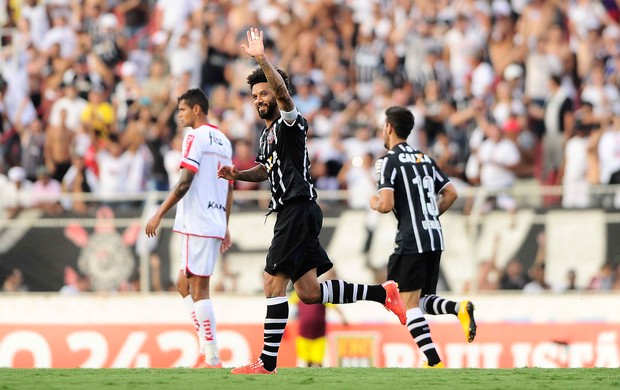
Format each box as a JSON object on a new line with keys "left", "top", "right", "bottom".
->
{"left": 265, "top": 199, "right": 333, "bottom": 283}
{"left": 387, "top": 251, "right": 442, "bottom": 294}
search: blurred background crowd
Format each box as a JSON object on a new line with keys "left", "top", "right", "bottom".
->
{"left": 1, "top": 0, "right": 620, "bottom": 293}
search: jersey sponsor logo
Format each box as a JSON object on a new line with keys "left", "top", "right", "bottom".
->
{"left": 184, "top": 134, "right": 195, "bottom": 158}
{"left": 399, "top": 152, "right": 432, "bottom": 164}
{"left": 208, "top": 132, "right": 223, "bottom": 146}
{"left": 207, "top": 201, "right": 226, "bottom": 211}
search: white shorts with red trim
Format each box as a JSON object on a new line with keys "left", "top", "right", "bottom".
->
{"left": 178, "top": 234, "right": 221, "bottom": 277}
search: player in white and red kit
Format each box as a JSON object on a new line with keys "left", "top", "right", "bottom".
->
{"left": 146, "top": 88, "right": 233, "bottom": 368}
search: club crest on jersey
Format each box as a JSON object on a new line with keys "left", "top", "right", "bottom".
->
{"left": 266, "top": 128, "right": 275, "bottom": 144}
{"left": 184, "top": 134, "right": 195, "bottom": 158}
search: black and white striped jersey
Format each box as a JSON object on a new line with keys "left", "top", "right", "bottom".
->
{"left": 377, "top": 142, "right": 450, "bottom": 254}
{"left": 255, "top": 114, "right": 316, "bottom": 211}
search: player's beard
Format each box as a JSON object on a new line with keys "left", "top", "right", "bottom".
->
{"left": 257, "top": 99, "right": 278, "bottom": 120}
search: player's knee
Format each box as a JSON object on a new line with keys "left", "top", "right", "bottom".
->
{"left": 297, "top": 289, "right": 321, "bottom": 304}
{"left": 175, "top": 280, "right": 189, "bottom": 296}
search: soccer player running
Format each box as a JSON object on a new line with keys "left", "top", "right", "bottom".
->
{"left": 217, "top": 27, "right": 406, "bottom": 375}
{"left": 145, "top": 88, "right": 233, "bottom": 369}
{"left": 370, "top": 106, "right": 477, "bottom": 368}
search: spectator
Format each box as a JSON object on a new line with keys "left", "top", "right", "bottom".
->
{"left": 502, "top": 116, "right": 536, "bottom": 178}
{"left": 61, "top": 153, "right": 99, "bottom": 214}
{"left": 470, "top": 234, "right": 502, "bottom": 292}
{"left": 580, "top": 63, "right": 620, "bottom": 124}
{"left": 68, "top": 56, "right": 95, "bottom": 101}
{"left": 20, "top": 0, "right": 49, "bottom": 50}
{"left": 0, "top": 71, "right": 38, "bottom": 169}
{"left": 488, "top": 2, "right": 522, "bottom": 77}
{"left": 524, "top": 36, "right": 561, "bottom": 138}
{"left": 519, "top": 0, "right": 558, "bottom": 51}
{"left": 477, "top": 118, "right": 521, "bottom": 211}
{"left": 168, "top": 30, "right": 202, "bottom": 89}
{"left": 561, "top": 118, "right": 593, "bottom": 208}
{"left": 90, "top": 13, "right": 125, "bottom": 86}
{"left": 200, "top": 24, "right": 234, "bottom": 96}
{"left": 1, "top": 166, "right": 34, "bottom": 218}
{"left": 444, "top": 13, "right": 483, "bottom": 94}
{"left": 613, "top": 264, "right": 620, "bottom": 290}
{"left": 469, "top": 50, "right": 495, "bottom": 101}
{"left": 123, "top": 118, "right": 153, "bottom": 195}
{"left": 559, "top": 269, "right": 579, "bottom": 292}
{"left": 291, "top": 268, "right": 348, "bottom": 368}
{"left": 163, "top": 131, "right": 183, "bottom": 189}
{"left": 499, "top": 259, "right": 527, "bottom": 290}
{"left": 49, "top": 77, "right": 88, "bottom": 134}
{"left": 141, "top": 57, "right": 172, "bottom": 115}
{"left": 523, "top": 262, "right": 551, "bottom": 293}
{"left": 414, "top": 42, "right": 452, "bottom": 101}
{"left": 588, "top": 262, "right": 615, "bottom": 290}
{"left": 523, "top": 231, "right": 551, "bottom": 293}
{"left": 96, "top": 133, "right": 131, "bottom": 205}
{"left": 231, "top": 139, "right": 259, "bottom": 192}
{"left": 291, "top": 76, "right": 321, "bottom": 122}
{"left": 597, "top": 111, "right": 620, "bottom": 208}
{"left": 115, "top": 0, "right": 150, "bottom": 51}
{"left": 18, "top": 117, "right": 46, "bottom": 182}
{"left": 44, "top": 107, "right": 75, "bottom": 183}
{"left": 59, "top": 267, "right": 91, "bottom": 295}
{"left": 80, "top": 82, "right": 115, "bottom": 140}
{"left": 419, "top": 79, "right": 451, "bottom": 149}
{"left": 376, "top": 46, "right": 409, "bottom": 92}
{"left": 113, "top": 61, "right": 142, "bottom": 132}
{"left": 40, "top": 9, "right": 76, "bottom": 59}
{"left": 530, "top": 73, "right": 574, "bottom": 188}
{"left": 32, "top": 166, "right": 63, "bottom": 215}
{"left": 491, "top": 80, "right": 526, "bottom": 129}
{"left": 2, "top": 268, "right": 29, "bottom": 292}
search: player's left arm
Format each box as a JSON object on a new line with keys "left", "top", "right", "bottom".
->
{"left": 370, "top": 188, "right": 394, "bottom": 214}
{"left": 221, "top": 181, "right": 233, "bottom": 253}
{"left": 145, "top": 168, "right": 195, "bottom": 237}
{"left": 436, "top": 182, "right": 457, "bottom": 216}
{"left": 370, "top": 155, "right": 395, "bottom": 213}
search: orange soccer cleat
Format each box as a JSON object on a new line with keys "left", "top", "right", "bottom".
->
{"left": 230, "top": 358, "right": 276, "bottom": 375}
{"left": 382, "top": 280, "right": 407, "bottom": 325}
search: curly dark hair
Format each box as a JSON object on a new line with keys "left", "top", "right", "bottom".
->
{"left": 246, "top": 67, "right": 292, "bottom": 95}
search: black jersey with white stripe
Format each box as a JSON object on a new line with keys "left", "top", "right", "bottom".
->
{"left": 255, "top": 114, "right": 316, "bottom": 211}
{"left": 377, "top": 142, "right": 451, "bottom": 254}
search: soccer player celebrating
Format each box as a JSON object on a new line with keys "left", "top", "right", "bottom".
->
{"left": 217, "top": 27, "right": 406, "bottom": 375}
{"left": 146, "top": 88, "right": 233, "bottom": 368}
{"left": 370, "top": 106, "right": 477, "bottom": 368}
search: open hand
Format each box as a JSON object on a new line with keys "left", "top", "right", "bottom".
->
{"left": 241, "top": 27, "right": 265, "bottom": 59}
{"left": 145, "top": 215, "right": 161, "bottom": 237}
{"left": 220, "top": 228, "right": 231, "bottom": 253}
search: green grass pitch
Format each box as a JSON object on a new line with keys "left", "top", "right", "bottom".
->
{"left": 1, "top": 368, "right": 619, "bottom": 390}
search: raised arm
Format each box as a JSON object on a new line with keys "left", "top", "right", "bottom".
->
{"left": 242, "top": 27, "right": 294, "bottom": 112}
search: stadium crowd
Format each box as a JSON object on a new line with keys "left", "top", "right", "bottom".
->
{"left": 1, "top": 0, "right": 620, "bottom": 292}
